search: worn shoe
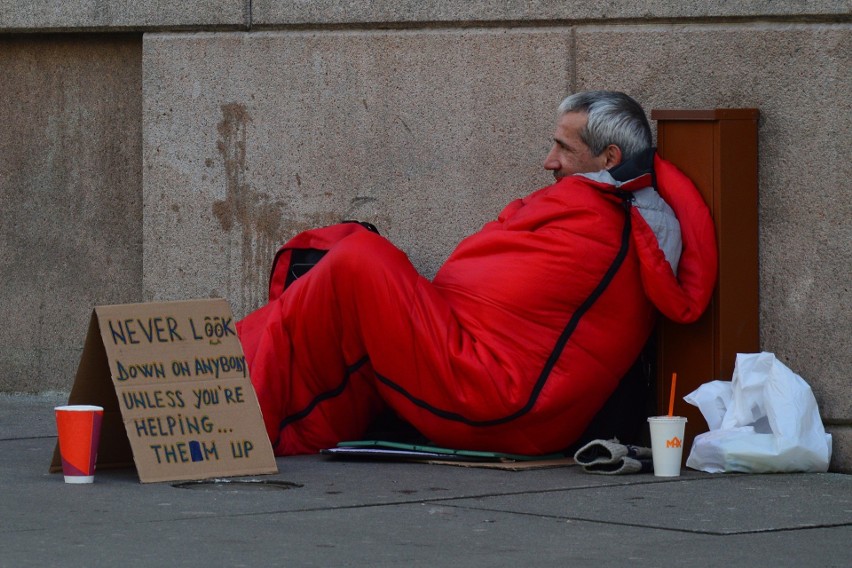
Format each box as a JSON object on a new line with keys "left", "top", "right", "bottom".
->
{"left": 582, "top": 456, "right": 654, "bottom": 475}
{"left": 574, "top": 438, "right": 652, "bottom": 472}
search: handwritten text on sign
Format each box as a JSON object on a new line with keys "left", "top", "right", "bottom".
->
{"left": 104, "top": 315, "right": 247, "bottom": 381}
{"left": 95, "top": 299, "right": 276, "bottom": 482}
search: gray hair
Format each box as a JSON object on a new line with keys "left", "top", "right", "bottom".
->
{"left": 557, "top": 91, "right": 652, "bottom": 163}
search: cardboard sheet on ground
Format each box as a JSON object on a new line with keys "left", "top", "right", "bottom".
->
{"left": 321, "top": 441, "right": 575, "bottom": 470}
{"left": 50, "top": 299, "right": 277, "bottom": 483}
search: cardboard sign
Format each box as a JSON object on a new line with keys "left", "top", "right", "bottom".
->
{"left": 51, "top": 299, "right": 277, "bottom": 483}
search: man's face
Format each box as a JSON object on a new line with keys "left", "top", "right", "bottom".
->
{"left": 543, "top": 111, "right": 609, "bottom": 180}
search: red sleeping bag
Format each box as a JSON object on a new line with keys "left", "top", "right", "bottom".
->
{"left": 237, "top": 154, "right": 717, "bottom": 456}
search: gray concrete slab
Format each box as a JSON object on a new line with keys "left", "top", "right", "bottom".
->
{"left": 7, "top": 437, "right": 580, "bottom": 524}
{"left": 6, "top": 500, "right": 852, "bottom": 568}
{"left": 0, "top": 35, "right": 143, "bottom": 394}
{"left": 452, "top": 473, "right": 852, "bottom": 535}
{"left": 0, "top": 393, "right": 66, "bottom": 440}
{"left": 3, "top": 0, "right": 849, "bottom": 33}
{"left": 0, "top": 1, "right": 247, "bottom": 32}
{"left": 252, "top": 0, "right": 852, "bottom": 26}
{"left": 3, "top": 394, "right": 851, "bottom": 568}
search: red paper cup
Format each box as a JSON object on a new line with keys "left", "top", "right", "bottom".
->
{"left": 55, "top": 405, "right": 104, "bottom": 484}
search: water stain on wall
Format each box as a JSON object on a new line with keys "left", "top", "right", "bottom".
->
{"left": 213, "top": 103, "right": 286, "bottom": 313}
{"left": 211, "top": 103, "right": 384, "bottom": 314}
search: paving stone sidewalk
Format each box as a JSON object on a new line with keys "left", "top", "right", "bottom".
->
{"left": 2, "top": 393, "right": 850, "bottom": 567}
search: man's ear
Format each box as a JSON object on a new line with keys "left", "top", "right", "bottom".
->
{"left": 602, "top": 144, "right": 623, "bottom": 169}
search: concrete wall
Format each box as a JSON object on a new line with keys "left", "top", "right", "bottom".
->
{"left": 0, "top": 34, "right": 143, "bottom": 392}
{"left": 1, "top": 1, "right": 849, "bottom": 469}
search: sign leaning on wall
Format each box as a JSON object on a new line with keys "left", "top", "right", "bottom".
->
{"left": 50, "top": 299, "right": 278, "bottom": 483}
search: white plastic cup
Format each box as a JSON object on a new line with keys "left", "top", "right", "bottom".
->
{"left": 647, "top": 416, "right": 687, "bottom": 477}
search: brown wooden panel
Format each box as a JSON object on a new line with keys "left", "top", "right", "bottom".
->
{"left": 715, "top": 119, "right": 760, "bottom": 380}
{"left": 652, "top": 109, "right": 760, "bottom": 121}
{"left": 651, "top": 109, "right": 760, "bottom": 459}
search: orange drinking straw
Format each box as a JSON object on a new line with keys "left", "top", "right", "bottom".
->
{"left": 668, "top": 372, "right": 678, "bottom": 417}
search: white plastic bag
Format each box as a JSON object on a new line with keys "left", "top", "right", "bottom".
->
{"left": 684, "top": 352, "right": 832, "bottom": 473}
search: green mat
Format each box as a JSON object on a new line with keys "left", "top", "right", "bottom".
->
{"left": 320, "top": 440, "right": 567, "bottom": 463}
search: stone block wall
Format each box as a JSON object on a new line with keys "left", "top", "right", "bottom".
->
{"left": 1, "top": 1, "right": 849, "bottom": 470}
{"left": 0, "top": 34, "right": 142, "bottom": 392}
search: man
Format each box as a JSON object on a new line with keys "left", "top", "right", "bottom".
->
{"left": 238, "top": 91, "right": 717, "bottom": 456}
{"left": 545, "top": 91, "right": 651, "bottom": 178}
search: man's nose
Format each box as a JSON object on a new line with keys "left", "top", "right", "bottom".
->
{"left": 543, "top": 148, "right": 560, "bottom": 171}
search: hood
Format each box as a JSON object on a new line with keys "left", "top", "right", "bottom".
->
{"left": 627, "top": 154, "right": 718, "bottom": 324}
{"left": 579, "top": 149, "right": 682, "bottom": 275}
{"left": 579, "top": 149, "right": 717, "bottom": 324}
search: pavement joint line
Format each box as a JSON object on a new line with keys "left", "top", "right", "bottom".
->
{"left": 435, "top": 503, "right": 852, "bottom": 537}
{"left": 0, "top": 435, "right": 56, "bottom": 442}
{"left": 96, "top": 472, "right": 846, "bottom": 532}
{"left": 65, "top": 477, "right": 739, "bottom": 527}
{"left": 174, "top": 473, "right": 722, "bottom": 506}
{"left": 8, "top": 494, "right": 848, "bottom": 539}
{"left": 0, "top": 528, "right": 51, "bottom": 536}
